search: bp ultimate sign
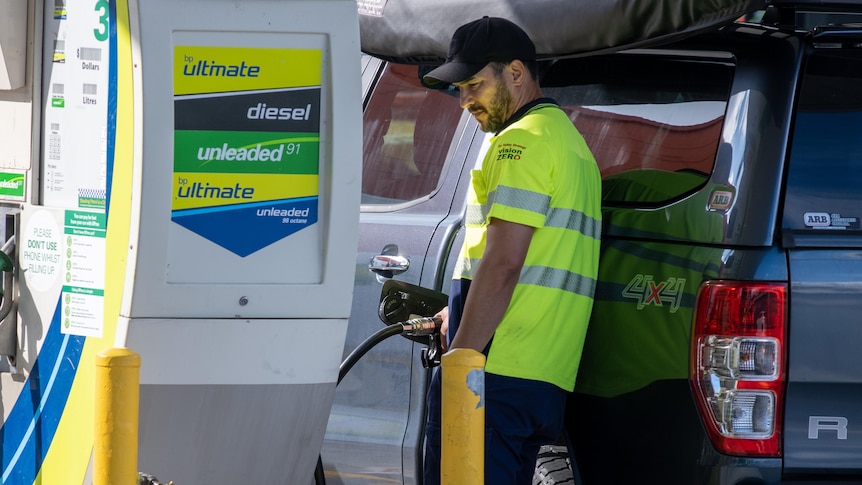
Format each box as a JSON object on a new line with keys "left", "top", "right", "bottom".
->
{"left": 172, "top": 45, "right": 322, "bottom": 257}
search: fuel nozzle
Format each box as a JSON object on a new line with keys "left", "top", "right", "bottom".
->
{"left": 400, "top": 315, "right": 444, "bottom": 369}
{"left": 401, "top": 316, "right": 442, "bottom": 337}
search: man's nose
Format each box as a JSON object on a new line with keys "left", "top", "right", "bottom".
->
{"left": 459, "top": 90, "right": 472, "bottom": 109}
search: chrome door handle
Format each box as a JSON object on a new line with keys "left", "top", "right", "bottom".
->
{"left": 369, "top": 244, "right": 410, "bottom": 278}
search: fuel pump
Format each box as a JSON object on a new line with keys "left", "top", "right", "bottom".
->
{"left": 0, "top": 1, "right": 362, "bottom": 484}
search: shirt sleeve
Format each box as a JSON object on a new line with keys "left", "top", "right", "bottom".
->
{"left": 483, "top": 129, "right": 553, "bottom": 229}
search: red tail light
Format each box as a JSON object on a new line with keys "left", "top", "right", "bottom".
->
{"left": 690, "top": 281, "right": 787, "bottom": 457}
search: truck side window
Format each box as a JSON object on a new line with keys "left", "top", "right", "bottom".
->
{"left": 783, "top": 50, "right": 862, "bottom": 232}
{"left": 543, "top": 56, "right": 732, "bottom": 206}
{"left": 361, "top": 63, "right": 463, "bottom": 206}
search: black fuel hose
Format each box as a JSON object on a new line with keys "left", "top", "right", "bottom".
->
{"left": 339, "top": 316, "right": 441, "bottom": 384}
{"left": 338, "top": 324, "right": 404, "bottom": 384}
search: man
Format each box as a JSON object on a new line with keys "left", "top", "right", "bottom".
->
{"left": 421, "top": 16, "right": 602, "bottom": 485}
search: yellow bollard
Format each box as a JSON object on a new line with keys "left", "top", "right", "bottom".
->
{"left": 441, "top": 348, "right": 486, "bottom": 484}
{"left": 94, "top": 347, "right": 141, "bottom": 485}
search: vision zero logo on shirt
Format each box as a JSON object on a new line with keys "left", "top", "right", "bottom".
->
{"left": 495, "top": 143, "right": 525, "bottom": 161}
{"left": 804, "top": 212, "right": 859, "bottom": 230}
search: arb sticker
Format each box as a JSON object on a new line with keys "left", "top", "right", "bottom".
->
{"left": 803, "top": 212, "right": 859, "bottom": 230}
{"left": 708, "top": 190, "right": 733, "bottom": 211}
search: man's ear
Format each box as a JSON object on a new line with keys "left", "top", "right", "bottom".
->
{"left": 508, "top": 60, "right": 527, "bottom": 86}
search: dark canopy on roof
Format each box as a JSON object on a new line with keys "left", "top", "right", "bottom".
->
{"left": 359, "top": 0, "right": 765, "bottom": 64}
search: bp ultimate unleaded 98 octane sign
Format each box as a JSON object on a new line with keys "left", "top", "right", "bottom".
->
{"left": 172, "top": 46, "right": 321, "bottom": 257}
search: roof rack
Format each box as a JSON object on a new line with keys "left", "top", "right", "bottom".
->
{"left": 766, "top": 0, "right": 862, "bottom": 7}
{"left": 812, "top": 24, "right": 862, "bottom": 45}
{"left": 760, "top": 0, "right": 862, "bottom": 31}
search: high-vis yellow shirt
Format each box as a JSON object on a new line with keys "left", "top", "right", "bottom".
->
{"left": 454, "top": 102, "right": 602, "bottom": 391}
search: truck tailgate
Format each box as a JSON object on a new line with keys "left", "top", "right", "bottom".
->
{"left": 785, "top": 249, "right": 862, "bottom": 475}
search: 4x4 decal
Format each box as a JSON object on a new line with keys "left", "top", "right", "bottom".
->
{"left": 621, "top": 274, "right": 686, "bottom": 313}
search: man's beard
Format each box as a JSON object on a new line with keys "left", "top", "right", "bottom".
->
{"left": 471, "top": 80, "right": 515, "bottom": 133}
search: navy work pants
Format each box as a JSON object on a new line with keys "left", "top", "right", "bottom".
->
{"left": 423, "top": 279, "right": 566, "bottom": 484}
{"left": 423, "top": 369, "right": 566, "bottom": 485}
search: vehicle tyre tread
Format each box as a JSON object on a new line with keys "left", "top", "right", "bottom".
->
{"left": 533, "top": 445, "right": 574, "bottom": 485}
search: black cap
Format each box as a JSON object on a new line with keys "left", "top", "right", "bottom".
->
{"left": 423, "top": 16, "right": 536, "bottom": 85}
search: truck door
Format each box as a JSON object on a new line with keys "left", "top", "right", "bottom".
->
{"left": 321, "top": 59, "right": 478, "bottom": 482}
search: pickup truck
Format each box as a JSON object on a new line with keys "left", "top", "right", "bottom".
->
{"left": 321, "top": 1, "right": 862, "bottom": 483}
